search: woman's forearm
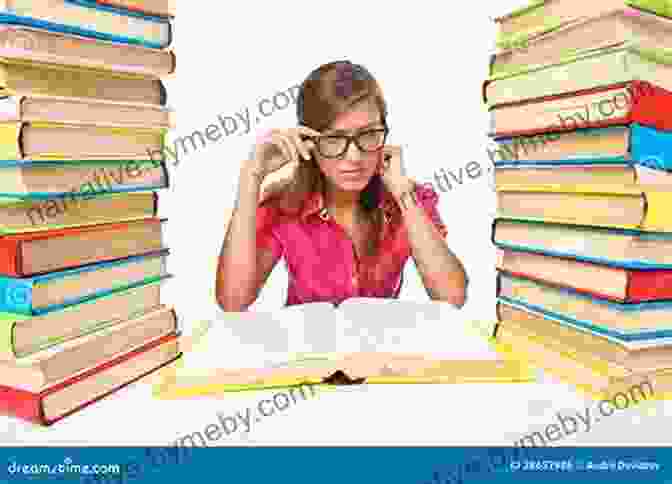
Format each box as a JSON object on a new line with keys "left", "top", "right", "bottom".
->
{"left": 215, "top": 163, "right": 264, "bottom": 311}
{"left": 394, "top": 182, "right": 469, "bottom": 308}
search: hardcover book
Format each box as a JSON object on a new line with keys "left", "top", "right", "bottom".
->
{"left": 155, "top": 299, "right": 533, "bottom": 399}
{"left": 497, "top": 248, "right": 672, "bottom": 302}
{"left": 0, "top": 0, "right": 172, "bottom": 48}
{"left": 0, "top": 250, "right": 168, "bottom": 315}
{"left": 0, "top": 25, "right": 175, "bottom": 77}
{"left": 0, "top": 217, "right": 166, "bottom": 276}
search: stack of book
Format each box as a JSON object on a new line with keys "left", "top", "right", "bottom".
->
{"left": 486, "top": 0, "right": 672, "bottom": 399}
{"left": 0, "top": 0, "right": 181, "bottom": 425}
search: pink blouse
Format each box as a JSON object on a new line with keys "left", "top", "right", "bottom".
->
{"left": 256, "top": 183, "right": 448, "bottom": 306}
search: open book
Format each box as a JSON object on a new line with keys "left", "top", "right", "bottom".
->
{"left": 154, "top": 298, "right": 532, "bottom": 398}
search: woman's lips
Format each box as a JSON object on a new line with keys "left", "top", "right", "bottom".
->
{"left": 340, "top": 168, "right": 366, "bottom": 178}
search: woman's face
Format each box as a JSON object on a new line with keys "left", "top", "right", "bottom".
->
{"left": 314, "top": 98, "right": 385, "bottom": 193}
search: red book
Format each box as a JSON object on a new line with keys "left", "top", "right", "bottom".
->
{"left": 497, "top": 248, "right": 672, "bottom": 303}
{"left": 0, "top": 332, "right": 180, "bottom": 426}
{"left": 94, "top": 0, "right": 174, "bottom": 17}
{"left": 0, "top": 218, "right": 165, "bottom": 277}
{"left": 489, "top": 81, "right": 672, "bottom": 138}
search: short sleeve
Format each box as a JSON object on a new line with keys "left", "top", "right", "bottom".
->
{"left": 256, "top": 201, "right": 284, "bottom": 261}
{"left": 415, "top": 184, "right": 448, "bottom": 238}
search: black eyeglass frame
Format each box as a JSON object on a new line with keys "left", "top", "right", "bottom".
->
{"left": 302, "top": 121, "right": 389, "bottom": 159}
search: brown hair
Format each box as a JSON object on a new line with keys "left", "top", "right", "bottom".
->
{"left": 262, "top": 61, "right": 388, "bottom": 239}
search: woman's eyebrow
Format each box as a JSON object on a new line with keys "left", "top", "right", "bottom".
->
{"left": 324, "top": 123, "right": 384, "bottom": 135}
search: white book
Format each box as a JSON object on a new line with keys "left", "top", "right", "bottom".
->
{"left": 155, "top": 299, "right": 532, "bottom": 397}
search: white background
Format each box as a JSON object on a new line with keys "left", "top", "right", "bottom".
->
{"left": 1, "top": 0, "right": 671, "bottom": 447}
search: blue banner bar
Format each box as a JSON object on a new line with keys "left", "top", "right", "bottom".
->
{"left": 0, "top": 447, "right": 669, "bottom": 483}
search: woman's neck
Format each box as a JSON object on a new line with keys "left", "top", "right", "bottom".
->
{"left": 324, "top": 185, "right": 362, "bottom": 220}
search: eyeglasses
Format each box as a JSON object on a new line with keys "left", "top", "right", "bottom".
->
{"left": 303, "top": 126, "right": 389, "bottom": 158}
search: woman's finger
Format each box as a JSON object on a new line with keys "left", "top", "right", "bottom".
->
{"left": 289, "top": 132, "right": 311, "bottom": 161}
{"left": 269, "top": 133, "right": 293, "bottom": 164}
{"left": 275, "top": 133, "right": 298, "bottom": 164}
{"left": 296, "top": 125, "right": 322, "bottom": 137}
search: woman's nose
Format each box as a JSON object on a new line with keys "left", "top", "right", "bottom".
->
{"left": 344, "top": 138, "right": 363, "bottom": 161}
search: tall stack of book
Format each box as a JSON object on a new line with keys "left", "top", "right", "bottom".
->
{"left": 0, "top": 0, "right": 181, "bottom": 425}
{"left": 486, "top": 0, "right": 672, "bottom": 400}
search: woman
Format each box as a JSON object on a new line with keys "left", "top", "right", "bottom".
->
{"left": 216, "top": 60, "right": 468, "bottom": 311}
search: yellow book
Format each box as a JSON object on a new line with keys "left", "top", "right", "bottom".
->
{"left": 0, "top": 60, "right": 165, "bottom": 105}
{"left": 497, "top": 183, "right": 672, "bottom": 231}
{"left": 0, "top": 122, "right": 165, "bottom": 161}
{"left": 152, "top": 301, "right": 535, "bottom": 400}
{"left": 495, "top": 312, "right": 672, "bottom": 401}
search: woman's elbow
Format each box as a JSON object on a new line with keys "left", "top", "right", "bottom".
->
{"left": 215, "top": 284, "right": 256, "bottom": 312}
{"left": 434, "top": 276, "right": 468, "bottom": 309}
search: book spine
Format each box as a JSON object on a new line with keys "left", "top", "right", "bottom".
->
{"left": 0, "top": 238, "right": 22, "bottom": 277}
{"left": 631, "top": 123, "right": 672, "bottom": 171}
{"left": 642, "top": 192, "right": 672, "bottom": 231}
{"left": 629, "top": 81, "right": 672, "bottom": 133}
{"left": 628, "top": 270, "right": 672, "bottom": 302}
{"left": 0, "top": 384, "right": 45, "bottom": 425}
{"left": 0, "top": 276, "right": 33, "bottom": 314}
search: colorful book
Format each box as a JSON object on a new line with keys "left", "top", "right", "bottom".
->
{"left": 497, "top": 302, "right": 672, "bottom": 372}
{"left": 0, "top": 95, "right": 173, "bottom": 130}
{"left": 0, "top": 192, "right": 159, "bottom": 234}
{"left": 0, "top": 159, "right": 167, "bottom": 195}
{"left": 0, "top": 61, "right": 166, "bottom": 105}
{"left": 497, "top": 272, "right": 672, "bottom": 343}
{"left": 489, "top": 81, "right": 671, "bottom": 137}
{"left": 0, "top": 123, "right": 166, "bottom": 162}
{"left": 493, "top": 163, "right": 672, "bottom": 187}
{"left": 0, "top": 217, "right": 165, "bottom": 277}
{"left": 497, "top": 247, "right": 672, "bottom": 303}
{"left": 490, "top": 124, "right": 672, "bottom": 169}
{"left": 0, "top": 25, "right": 175, "bottom": 77}
{"left": 0, "top": 279, "right": 166, "bottom": 362}
{"left": 0, "top": 160, "right": 167, "bottom": 197}
{"left": 492, "top": 218, "right": 672, "bottom": 269}
{"left": 484, "top": 44, "right": 672, "bottom": 106}
{"left": 0, "top": 250, "right": 168, "bottom": 315}
{"left": 0, "top": 305, "right": 177, "bottom": 393}
{"left": 494, "top": 305, "right": 670, "bottom": 400}
{"left": 493, "top": 0, "right": 671, "bottom": 49}
{"left": 91, "top": 0, "right": 174, "bottom": 18}
{"left": 496, "top": 185, "right": 672, "bottom": 231}
{"left": 0, "top": 331, "right": 180, "bottom": 425}
{"left": 492, "top": 8, "right": 672, "bottom": 77}
{"left": 0, "top": 0, "right": 172, "bottom": 48}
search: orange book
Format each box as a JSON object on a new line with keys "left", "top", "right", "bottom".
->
{"left": 0, "top": 218, "right": 165, "bottom": 276}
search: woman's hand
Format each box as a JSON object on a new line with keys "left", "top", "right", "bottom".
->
{"left": 245, "top": 126, "right": 321, "bottom": 182}
{"left": 377, "top": 145, "right": 413, "bottom": 199}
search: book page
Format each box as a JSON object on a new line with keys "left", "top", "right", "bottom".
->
{"left": 336, "top": 298, "right": 498, "bottom": 360}
{"left": 183, "top": 302, "right": 339, "bottom": 372}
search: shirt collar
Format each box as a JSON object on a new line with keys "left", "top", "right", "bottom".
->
{"left": 299, "top": 189, "right": 400, "bottom": 224}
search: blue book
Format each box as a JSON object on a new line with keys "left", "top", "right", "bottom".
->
{"left": 0, "top": 0, "right": 172, "bottom": 49}
{"left": 497, "top": 271, "right": 672, "bottom": 347}
{"left": 492, "top": 218, "right": 672, "bottom": 270}
{"left": 491, "top": 124, "right": 672, "bottom": 172}
{"left": 0, "top": 250, "right": 169, "bottom": 315}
